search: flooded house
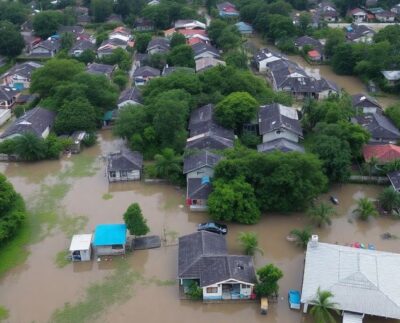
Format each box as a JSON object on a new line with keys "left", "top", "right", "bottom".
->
{"left": 117, "top": 87, "right": 142, "bottom": 109}
{"left": 178, "top": 231, "right": 256, "bottom": 300}
{"left": 363, "top": 144, "right": 400, "bottom": 164}
{"left": 235, "top": 22, "right": 253, "bottom": 35}
{"left": 351, "top": 93, "right": 383, "bottom": 114}
{"left": 253, "top": 48, "right": 286, "bottom": 73}
{"left": 1, "top": 61, "right": 43, "bottom": 89}
{"left": 294, "top": 36, "right": 325, "bottom": 62}
{"left": 0, "top": 107, "right": 56, "bottom": 141}
{"left": 69, "top": 234, "right": 92, "bottom": 261}
{"left": 301, "top": 236, "right": 400, "bottom": 322}
{"left": 133, "top": 66, "right": 160, "bottom": 86}
{"left": 93, "top": 224, "right": 127, "bottom": 256}
{"left": 0, "top": 86, "right": 20, "bottom": 109}
{"left": 70, "top": 131, "right": 87, "bottom": 154}
{"left": 382, "top": 70, "right": 400, "bottom": 87}
{"left": 106, "top": 149, "right": 143, "bottom": 182}
{"left": 352, "top": 113, "right": 400, "bottom": 144}
{"left": 345, "top": 24, "right": 375, "bottom": 43}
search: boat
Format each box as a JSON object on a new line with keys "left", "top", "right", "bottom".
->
{"left": 260, "top": 297, "right": 268, "bottom": 315}
{"left": 330, "top": 196, "right": 339, "bottom": 205}
{"left": 288, "top": 290, "right": 301, "bottom": 310}
{"left": 368, "top": 243, "right": 376, "bottom": 250}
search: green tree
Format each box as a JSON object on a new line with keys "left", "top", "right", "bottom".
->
{"left": 353, "top": 197, "right": 378, "bottom": 221}
{"left": 238, "top": 232, "right": 263, "bottom": 256}
{"left": 167, "top": 45, "right": 195, "bottom": 68}
{"left": 186, "top": 281, "right": 203, "bottom": 300}
{"left": 14, "top": 133, "right": 48, "bottom": 161}
{"left": 307, "top": 203, "right": 336, "bottom": 227}
{"left": 385, "top": 104, "right": 400, "bottom": 129}
{"left": 30, "top": 59, "right": 85, "bottom": 97}
{"left": 267, "top": 14, "right": 296, "bottom": 41}
{"left": 0, "top": 2, "right": 28, "bottom": 26}
{"left": 309, "top": 288, "right": 339, "bottom": 323}
{"left": 332, "top": 43, "right": 355, "bottom": 75}
{"left": 135, "top": 33, "right": 152, "bottom": 53}
{"left": 96, "top": 31, "right": 109, "bottom": 47}
{"left": 170, "top": 33, "right": 187, "bottom": 48}
{"left": 154, "top": 148, "right": 182, "bottom": 183}
{"left": 225, "top": 50, "right": 248, "bottom": 69}
{"left": 290, "top": 228, "right": 312, "bottom": 248}
{"left": 113, "top": 106, "right": 148, "bottom": 140}
{"left": 123, "top": 203, "right": 150, "bottom": 236}
{"left": 149, "top": 53, "right": 167, "bottom": 70}
{"left": 324, "top": 28, "right": 345, "bottom": 58}
{"left": 214, "top": 91, "right": 259, "bottom": 133}
{"left": 0, "top": 21, "right": 25, "bottom": 57}
{"left": 311, "top": 135, "right": 352, "bottom": 182}
{"left": 54, "top": 97, "right": 97, "bottom": 134}
{"left": 207, "top": 19, "right": 228, "bottom": 44}
{"left": 75, "top": 49, "right": 96, "bottom": 64}
{"left": 254, "top": 264, "right": 283, "bottom": 297}
{"left": 216, "top": 26, "right": 241, "bottom": 52}
{"left": 298, "top": 12, "right": 311, "bottom": 34}
{"left": 32, "top": 10, "right": 63, "bottom": 39}
{"left": 208, "top": 177, "right": 260, "bottom": 224}
{"left": 61, "top": 32, "right": 75, "bottom": 51}
{"left": 378, "top": 187, "right": 400, "bottom": 214}
{"left": 91, "top": 0, "right": 113, "bottom": 22}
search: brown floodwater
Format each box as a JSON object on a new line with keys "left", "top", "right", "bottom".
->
{"left": 0, "top": 131, "right": 399, "bottom": 323}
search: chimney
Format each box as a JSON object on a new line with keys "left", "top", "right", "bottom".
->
{"left": 310, "top": 235, "right": 318, "bottom": 248}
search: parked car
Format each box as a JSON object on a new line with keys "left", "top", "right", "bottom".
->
{"left": 197, "top": 222, "right": 227, "bottom": 235}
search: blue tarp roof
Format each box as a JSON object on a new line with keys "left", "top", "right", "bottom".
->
{"left": 93, "top": 224, "right": 127, "bottom": 246}
{"left": 235, "top": 21, "right": 253, "bottom": 32}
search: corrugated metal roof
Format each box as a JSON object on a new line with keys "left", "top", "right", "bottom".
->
{"left": 301, "top": 242, "right": 400, "bottom": 319}
{"left": 93, "top": 224, "right": 126, "bottom": 246}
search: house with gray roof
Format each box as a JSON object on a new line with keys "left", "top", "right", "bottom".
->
{"left": 0, "top": 86, "right": 21, "bottom": 109}
{"left": 106, "top": 149, "right": 143, "bottom": 182}
{"left": 58, "top": 25, "right": 84, "bottom": 36}
{"left": 345, "top": 24, "right": 375, "bottom": 43}
{"left": 117, "top": 87, "right": 142, "bottom": 108}
{"left": 30, "top": 39, "right": 61, "bottom": 57}
{"left": 1, "top": 61, "right": 43, "bottom": 90}
{"left": 69, "top": 39, "right": 95, "bottom": 57}
{"left": 183, "top": 150, "right": 222, "bottom": 179}
{"left": 186, "top": 177, "right": 212, "bottom": 211}
{"left": 133, "top": 66, "right": 160, "bottom": 86}
{"left": 258, "top": 103, "right": 303, "bottom": 144}
{"left": 195, "top": 57, "right": 225, "bottom": 72}
{"left": 382, "top": 70, "right": 400, "bottom": 87}
{"left": 351, "top": 93, "right": 382, "bottom": 114}
{"left": 186, "top": 132, "right": 234, "bottom": 151}
{"left": 253, "top": 48, "right": 286, "bottom": 72}
{"left": 301, "top": 237, "right": 400, "bottom": 321}
{"left": 146, "top": 37, "right": 170, "bottom": 55}
{"left": 86, "top": 63, "right": 115, "bottom": 79}
{"left": 191, "top": 42, "right": 220, "bottom": 60}
{"left": 352, "top": 113, "right": 400, "bottom": 144}
{"left": 189, "top": 104, "right": 214, "bottom": 129}
{"left": 178, "top": 231, "right": 256, "bottom": 300}
{"left": 161, "top": 66, "right": 195, "bottom": 76}
{"left": 190, "top": 120, "right": 235, "bottom": 140}
{"left": 312, "top": 1, "right": 338, "bottom": 27}
{"left": 0, "top": 107, "right": 55, "bottom": 141}
{"left": 257, "top": 138, "right": 305, "bottom": 154}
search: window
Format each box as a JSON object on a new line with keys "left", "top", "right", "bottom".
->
{"left": 109, "top": 171, "right": 116, "bottom": 178}
{"left": 206, "top": 287, "right": 218, "bottom": 294}
{"left": 111, "top": 244, "right": 123, "bottom": 249}
{"left": 120, "top": 170, "right": 128, "bottom": 177}
{"left": 241, "top": 284, "right": 249, "bottom": 289}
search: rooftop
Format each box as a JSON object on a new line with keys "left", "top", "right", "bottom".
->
{"left": 107, "top": 149, "right": 143, "bottom": 171}
{"left": 183, "top": 150, "right": 222, "bottom": 174}
{"left": 69, "top": 234, "right": 92, "bottom": 251}
{"left": 93, "top": 224, "right": 127, "bottom": 247}
{"left": 301, "top": 241, "right": 400, "bottom": 319}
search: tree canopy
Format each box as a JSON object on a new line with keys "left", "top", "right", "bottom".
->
{"left": 254, "top": 264, "right": 283, "bottom": 297}
{"left": 32, "top": 11, "right": 63, "bottom": 39}
{"left": 123, "top": 203, "right": 150, "bottom": 236}
{"left": 0, "top": 21, "right": 25, "bottom": 57}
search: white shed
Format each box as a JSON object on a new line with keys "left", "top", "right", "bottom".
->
{"left": 69, "top": 234, "right": 92, "bottom": 261}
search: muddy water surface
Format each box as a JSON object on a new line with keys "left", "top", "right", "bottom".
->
{"left": 0, "top": 131, "right": 399, "bottom": 323}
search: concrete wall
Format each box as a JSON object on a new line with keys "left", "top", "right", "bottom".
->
{"left": 186, "top": 166, "right": 214, "bottom": 179}
{"left": 95, "top": 245, "right": 125, "bottom": 256}
{"left": 108, "top": 169, "right": 141, "bottom": 182}
{"left": 328, "top": 22, "right": 399, "bottom": 31}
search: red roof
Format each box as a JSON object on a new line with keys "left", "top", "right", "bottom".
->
{"left": 178, "top": 29, "right": 207, "bottom": 36}
{"left": 187, "top": 37, "right": 204, "bottom": 45}
{"left": 308, "top": 50, "right": 321, "bottom": 58}
{"left": 363, "top": 144, "right": 400, "bottom": 163}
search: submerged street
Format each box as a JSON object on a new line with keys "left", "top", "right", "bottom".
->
{"left": 0, "top": 131, "right": 398, "bottom": 323}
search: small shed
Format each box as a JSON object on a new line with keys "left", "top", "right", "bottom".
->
{"left": 69, "top": 234, "right": 92, "bottom": 261}
{"left": 107, "top": 149, "right": 143, "bottom": 182}
{"left": 70, "top": 131, "right": 87, "bottom": 154}
{"left": 343, "top": 312, "right": 364, "bottom": 323}
{"left": 93, "top": 224, "right": 127, "bottom": 256}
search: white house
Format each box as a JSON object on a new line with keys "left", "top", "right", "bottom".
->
{"left": 302, "top": 237, "right": 400, "bottom": 321}
{"left": 253, "top": 48, "right": 286, "bottom": 72}
{"left": 350, "top": 8, "right": 367, "bottom": 23}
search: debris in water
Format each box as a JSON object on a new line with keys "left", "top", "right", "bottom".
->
{"left": 381, "top": 232, "right": 398, "bottom": 240}
{"left": 179, "top": 204, "right": 184, "bottom": 208}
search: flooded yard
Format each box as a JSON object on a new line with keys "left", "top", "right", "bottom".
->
{"left": 0, "top": 131, "right": 399, "bottom": 323}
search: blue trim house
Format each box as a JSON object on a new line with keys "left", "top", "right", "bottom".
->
{"left": 178, "top": 231, "right": 257, "bottom": 300}
{"left": 93, "top": 224, "right": 127, "bottom": 256}
{"left": 235, "top": 22, "right": 253, "bottom": 35}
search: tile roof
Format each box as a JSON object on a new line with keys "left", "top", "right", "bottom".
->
{"left": 191, "top": 42, "right": 220, "bottom": 58}
{"left": 68, "top": 39, "right": 95, "bottom": 54}
{"left": 0, "top": 86, "right": 20, "bottom": 101}
{"left": 195, "top": 57, "right": 225, "bottom": 72}
{"left": 351, "top": 93, "right": 382, "bottom": 110}
{"left": 118, "top": 87, "right": 142, "bottom": 105}
{"left": 0, "top": 107, "right": 55, "bottom": 139}
{"left": 186, "top": 132, "right": 234, "bottom": 150}
{"left": 107, "top": 149, "right": 143, "bottom": 171}
{"left": 147, "top": 37, "right": 170, "bottom": 52}
{"left": 353, "top": 113, "right": 400, "bottom": 142}
{"left": 187, "top": 177, "right": 212, "bottom": 200}
{"left": 258, "top": 103, "right": 303, "bottom": 137}
{"left": 86, "top": 63, "right": 115, "bottom": 76}
{"left": 363, "top": 144, "right": 400, "bottom": 163}
{"left": 133, "top": 66, "right": 160, "bottom": 77}
{"left": 178, "top": 231, "right": 256, "bottom": 287}
{"left": 183, "top": 150, "right": 222, "bottom": 174}
{"left": 189, "top": 120, "right": 235, "bottom": 140}
{"left": 301, "top": 241, "right": 400, "bottom": 319}
{"left": 189, "top": 104, "right": 214, "bottom": 129}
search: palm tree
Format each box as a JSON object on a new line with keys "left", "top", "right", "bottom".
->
{"left": 238, "top": 232, "right": 263, "bottom": 256}
{"left": 14, "top": 133, "right": 47, "bottom": 161}
{"left": 154, "top": 148, "right": 182, "bottom": 181}
{"left": 309, "top": 287, "right": 339, "bottom": 323}
{"left": 365, "top": 156, "right": 379, "bottom": 177}
{"left": 307, "top": 203, "right": 336, "bottom": 227}
{"left": 290, "top": 228, "right": 312, "bottom": 249}
{"left": 353, "top": 197, "right": 379, "bottom": 221}
{"left": 378, "top": 187, "right": 400, "bottom": 213}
